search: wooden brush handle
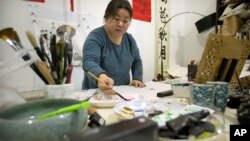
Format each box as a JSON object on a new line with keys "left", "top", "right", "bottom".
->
{"left": 35, "top": 60, "right": 56, "bottom": 84}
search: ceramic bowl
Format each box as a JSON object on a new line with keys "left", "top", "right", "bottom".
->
{"left": 0, "top": 98, "right": 88, "bottom": 141}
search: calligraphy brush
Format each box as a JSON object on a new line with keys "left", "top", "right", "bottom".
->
{"left": 84, "top": 70, "right": 133, "bottom": 101}
{"left": 26, "top": 31, "right": 58, "bottom": 83}
{"left": 0, "top": 29, "right": 49, "bottom": 84}
{"left": 26, "top": 31, "right": 46, "bottom": 61}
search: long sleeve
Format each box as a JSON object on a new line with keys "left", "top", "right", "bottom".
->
{"left": 128, "top": 34, "right": 143, "bottom": 81}
{"left": 82, "top": 26, "right": 143, "bottom": 89}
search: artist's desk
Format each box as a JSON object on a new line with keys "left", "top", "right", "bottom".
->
{"left": 92, "top": 81, "right": 237, "bottom": 141}
{"left": 21, "top": 81, "right": 237, "bottom": 141}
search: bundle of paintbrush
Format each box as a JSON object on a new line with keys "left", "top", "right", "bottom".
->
{"left": 0, "top": 26, "right": 75, "bottom": 85}
{"left": 55, "top": 25, "right": 75, "bottom": 84}
{"left": 0, "top": 27, "right": 53, "bottom": 84}
{"left": 26, "top": 25, "right": 76, "bottom": 84}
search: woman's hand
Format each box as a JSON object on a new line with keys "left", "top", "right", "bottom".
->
{"left": 97, "top": 74, "right": 116, "bottom": 95}
{"left": 130, "top": 80, "right": 145, "bottom": 88}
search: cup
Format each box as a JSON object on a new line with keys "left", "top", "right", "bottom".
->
{"left": 206, "top": 81, "right": 230, "bottom": 112}
{"left": 190, "top": 83, "right": 215, "bottom": 109}
{"left": 45, "top": 83, "right": 74, "bottom": 99}
{"left": 171, "top": 83, "right": 191, "bottom": 98}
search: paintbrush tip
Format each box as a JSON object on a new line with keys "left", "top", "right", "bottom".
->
{"left": 0, "top": 35, "right": 8, "bottom": 40}
{"left": 26, "top": 31, "right": 39, "bottom": 48}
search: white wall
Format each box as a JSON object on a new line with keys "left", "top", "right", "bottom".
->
{"left": 0, "top": 0, "right": 41, "bottom": 91}
{"left": 168, "top": 0, "right": 217, "bottom": 68}
{"left": 0, "top": 0, "right": 218, "bottom": 91}
{"left": 0, "top": 0, "right": 155, "bottom": 91}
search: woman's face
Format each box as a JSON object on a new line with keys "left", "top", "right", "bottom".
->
{"left": 105, "top": 8, "right": 131, "bottom": 37}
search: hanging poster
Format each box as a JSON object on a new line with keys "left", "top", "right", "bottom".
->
{"left": 23, "top": 0, "right": 45, "bottom": 3}
{"left": 132, "top": 0, "right": 151, "bottom": 22}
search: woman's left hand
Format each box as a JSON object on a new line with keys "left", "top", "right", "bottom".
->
{"left": 130, "top": 80, "right": 145, "bottom": 88}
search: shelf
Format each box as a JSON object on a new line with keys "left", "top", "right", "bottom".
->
{"left": 216, "top": 0, "right": 250, "bottom": 33}
{"left": 219, "top": 0, "right": 250, "bottom": 8}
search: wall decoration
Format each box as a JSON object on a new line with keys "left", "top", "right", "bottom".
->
{"left": 155, "top": 1, "right": 205, "bottom": 81}
{"left": 23, "top": 0, "right": 45, "bottom": 3}
{"left": 132, "top": 0, "right": 151, "bottom": 22}
{"left": 70, "top": 0, "right": 74, "bottom": 12}
{"left": 26, "top": 3, "right": 103, "bottom": 67}
{"left": 156, "top": 0, "right": 169, "bottom": 80}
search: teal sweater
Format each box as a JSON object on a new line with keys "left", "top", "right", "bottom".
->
{"left": 82, "top": 26, "right": 143, "bottom": 89}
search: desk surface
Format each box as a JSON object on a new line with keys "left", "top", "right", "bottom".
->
{"left": 96, "top": 101, "right": 238, "bottom": 125}
{"left": 21, "top": 81, "right": 238, "bottom": 141}
{"left": 92, "top": 81, "right": 238, "bottom": 141}
{"left": 91, "top": 82, "right": 238, "bottom": 124}
{"left": 96, "top": 98, "right": 237, "bottom": 141}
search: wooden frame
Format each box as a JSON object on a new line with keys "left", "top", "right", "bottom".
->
{"left": 195, "top": 33, "right": 250, "bottom": 89}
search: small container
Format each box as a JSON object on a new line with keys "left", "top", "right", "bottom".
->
{"left": 190, "top": 83, "right": 215, "bottom": 109}
{"left": 45, "top": 83, "right": 74, "bottom": 99}
{"left": 188, "top": 64, "right": 197, "bottom": 81}
{"left": 171, "top": 82, "right": 192, "bottom": 98}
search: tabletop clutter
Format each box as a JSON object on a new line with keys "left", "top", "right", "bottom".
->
{"left": 0, "top": 77, "right": 238, "bottom": 141}
{"left": 56, "top": 81, "right": 235, "bottom": 140}
{"left": 0, "top": 62, "right": 238, "bottom": 139}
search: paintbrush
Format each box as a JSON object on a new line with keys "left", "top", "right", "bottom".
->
{"left": 38, "top": 101, "right": 91, "bottom": 119}
{"left": 84, "top": 70, "right": 132, "bottom": 101}
{"left": 1, "top": 30, "right": 55, "bottom": 85}
{"left": 0, "top": 28, "right": 24, "bottom": 50}
{"left": 0, "top": 30, "right": 49, "bottom": 84}
{"left": 26, "top": 31, "right": 58, "bottom": 82}
{"left": 0, "top": 35, "right": 19, "bottom": 51}
{"left": 26, "top": 31, "right": 46, "bottom": 62}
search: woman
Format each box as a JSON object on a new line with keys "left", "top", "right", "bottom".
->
{"left": 82, "top": 0, "right": 145, "bottom": 95}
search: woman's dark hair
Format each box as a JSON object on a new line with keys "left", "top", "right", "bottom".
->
{"left": 104, "top": 0, "right": 133, "bottom": 20}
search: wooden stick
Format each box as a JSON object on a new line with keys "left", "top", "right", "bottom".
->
{"left": 86, "top": 70, "right": 102, "bottom": 83}
{"left": 85, "top": 70, "right": 132, "bottom": 101}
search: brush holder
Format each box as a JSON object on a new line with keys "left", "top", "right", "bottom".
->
{"left": 45, "top": 83, "right": 74, "bottom": 99}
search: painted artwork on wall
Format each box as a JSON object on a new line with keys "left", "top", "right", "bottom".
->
{"left": 26, "top": 4, "right": 103, "bottom": 67}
